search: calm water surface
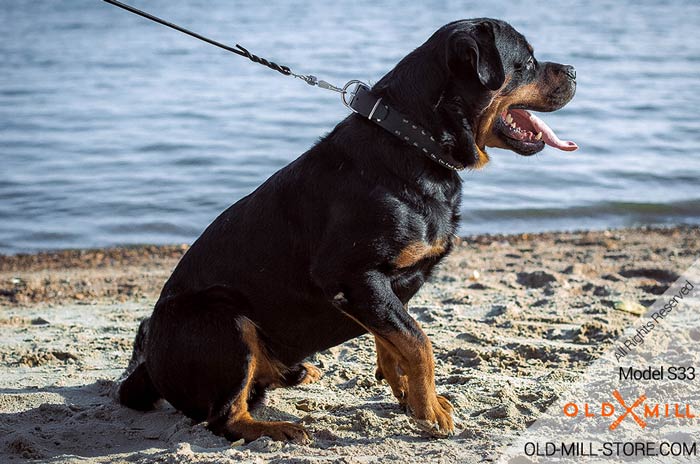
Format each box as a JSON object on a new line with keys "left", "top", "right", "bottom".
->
{"left": 1, "top": 1, "right": 699, "bottom": 254}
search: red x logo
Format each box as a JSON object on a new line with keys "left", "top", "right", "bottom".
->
{"left": 609, "top": 390, "right": 647, "bottom": 430}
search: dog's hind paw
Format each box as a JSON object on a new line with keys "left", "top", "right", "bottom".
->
{"left": 263, "top": 421, "right": 311, "bottom": 443}
{"left": 220, "top": 420, "right": 311, "bottom": 444}
{"left": 298, "top": 363, "right": 323, "bottom": 385}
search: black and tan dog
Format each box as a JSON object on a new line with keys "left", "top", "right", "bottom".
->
{"left": 118, "top": 18, "right": 577, "bottom": 442}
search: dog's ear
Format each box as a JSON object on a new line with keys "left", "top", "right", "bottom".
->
{"left": 447, "top": 22, "right": 505, "bottom": 91}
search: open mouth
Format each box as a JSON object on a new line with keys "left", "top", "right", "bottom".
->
{"left": 494, "top": 108, "right": 577, "bottom": 156}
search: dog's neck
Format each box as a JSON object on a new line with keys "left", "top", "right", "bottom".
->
{"left": 373, "top": 51, "right": 448, "bottom": 131}
{"left": 372, "top": 39, "right": 483, "bottom": 169}
{"left": 323, "top": 119, "right": 462, "bottom": 216}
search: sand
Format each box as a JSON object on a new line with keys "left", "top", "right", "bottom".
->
{"left": 0, "top": 226, "right": 698, "bottom": 463}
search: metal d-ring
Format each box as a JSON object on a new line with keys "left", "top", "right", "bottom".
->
{"left": 341, "top": 80, "right": 369, "bottom": 113}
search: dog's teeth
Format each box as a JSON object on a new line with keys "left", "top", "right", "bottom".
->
{"left": 510, "top": 122, "right": 517, "bottom": 129}
{"left": 505, "top": 113, "right": 513, "bottom": 124}
{"left": 535, "top": 131, "right": 542, "bottom": 140}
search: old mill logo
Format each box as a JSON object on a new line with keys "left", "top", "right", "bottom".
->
{"left": 563, "top": 390, "right": 695, "bottom": 430}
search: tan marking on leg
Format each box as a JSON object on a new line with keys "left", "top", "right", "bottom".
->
{"left": 376, "top": 324, "right": 454, "bottom": 437}
{"left": 333, "top": 307, "right": 453, "bottom": 435}
{"left": 214, "top": 318, "right": 310, "bottom": 443}
{"left": 239, "top": 317, "right": 286, "bottom": 387}
{"left": 374, "top": 336, "right": 408, "bottom": 405}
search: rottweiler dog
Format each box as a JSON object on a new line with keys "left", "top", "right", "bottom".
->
{"left": 118, "top": 18, "right": 576, "bottom": 442}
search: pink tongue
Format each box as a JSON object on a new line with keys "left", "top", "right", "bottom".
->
{"left": 519, "top": 110, "right": 577, "bottom": 151}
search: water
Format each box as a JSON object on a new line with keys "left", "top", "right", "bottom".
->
{"left": 1, "top": 0, "right": 699, "bottom": 254}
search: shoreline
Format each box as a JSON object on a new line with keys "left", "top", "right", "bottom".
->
{"left": 1, "top": 225, "right": 697, "bottom": 308}
{"left": 2, "top": 223, "right": 696, "bottom": 262}
{"left": 0, "top": 225, "right": 698, "bottom": 462}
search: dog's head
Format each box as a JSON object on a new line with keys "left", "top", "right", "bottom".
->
{"left": 376, "top": 19, "right": 577, "bottom": 169}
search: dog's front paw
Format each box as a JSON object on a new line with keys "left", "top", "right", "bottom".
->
{"left": 375, "top": 365, "right": 408, "bottom": 406}
{"left": 408, "top": 394, "right": 455, "bottom": 437}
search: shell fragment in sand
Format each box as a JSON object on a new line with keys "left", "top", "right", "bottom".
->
{"left": 613, "top": 299, "right": 646, "bottom": 315}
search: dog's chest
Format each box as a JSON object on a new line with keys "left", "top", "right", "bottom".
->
{"left": 391, "top": 198, "right": 458, "bottom": 271}
{"left": 392, "top": 237, "right": 451, "bottom": 270}
{"left": 389, "top": 231, "right": 453, "bottom": 303}
{"left": 384, "top": 173, "right": 461, "bottom": 285}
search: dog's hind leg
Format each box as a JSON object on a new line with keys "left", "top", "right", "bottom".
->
{"left": 206, "top": 317, "right": 310, "bottom": 443}
{"left": 141, "top": 287, "right": 308, "bottom": 442}
{"left": 206, "top": 320, "right": 310, "bottom": 442}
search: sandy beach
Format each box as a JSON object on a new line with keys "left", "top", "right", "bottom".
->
{"left": 0, "top": 226, "right": 698, "bottom": 463}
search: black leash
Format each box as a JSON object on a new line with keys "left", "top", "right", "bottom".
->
{"left": 101, "top": 0, "right": 464, "bottom": 171}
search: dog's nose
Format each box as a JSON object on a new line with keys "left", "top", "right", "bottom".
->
{"left": 563, "top": 65, "right": 576, "bottom": 81}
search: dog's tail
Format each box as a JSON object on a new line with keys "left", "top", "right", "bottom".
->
{"left": 125, "top": 317, "right": 151, "bottom": 374}
{"left": 113, "top": 317, "right": 161, "bottom": 410}
{"left": 118, "top": 362, "right": 160, "bottom": 411}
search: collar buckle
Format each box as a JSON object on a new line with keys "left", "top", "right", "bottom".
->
{"left": 341, "top": 80, "right": 370, "bottom": 113}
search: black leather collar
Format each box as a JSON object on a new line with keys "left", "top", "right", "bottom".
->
{"left": 346, "top": 84, "right": 465, "bottom": 171}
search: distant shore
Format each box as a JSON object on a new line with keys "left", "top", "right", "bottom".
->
{"left": 1, "top": 225, "right": 697, "bottom": 308}
{"left": 0, "top": 225, "right": 698, "bottom": 462}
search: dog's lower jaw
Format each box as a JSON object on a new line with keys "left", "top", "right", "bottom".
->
{"left": 428, "top": 96, "right": 481, "bottom": 171}
{"left": 438, "top": 136, "right": 490, "bottom": 171}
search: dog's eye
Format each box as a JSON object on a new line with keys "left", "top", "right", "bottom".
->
{"left": 514, "top": 57, "right": 534, "bottom": 73}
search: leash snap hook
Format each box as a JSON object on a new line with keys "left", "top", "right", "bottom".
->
{"left": 296, "top": 74, "right": 319, "bottom": 86}
{"left": 292, "top": 73, "right": 347, "bottom": 94}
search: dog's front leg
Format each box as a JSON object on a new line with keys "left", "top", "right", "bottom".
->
{"left": 374, "top": 335, "right": 409, "bottom": 405}
{"left": 316, "top": 269, "right": 454, "bottom": 437}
